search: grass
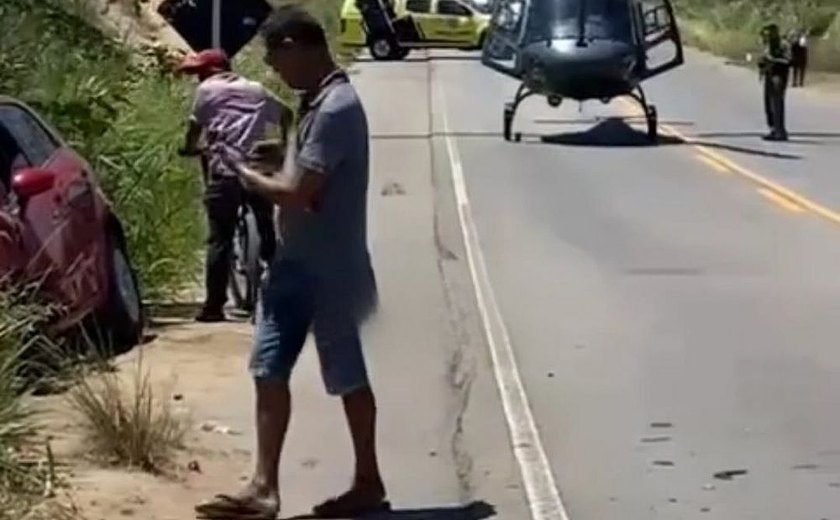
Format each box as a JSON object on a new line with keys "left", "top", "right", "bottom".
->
{"left": 65, "top": 348, "right": 188, "bottom": 474}
{"left": 1, "top": 0, "right": 205, "bottom": 301}
{"left": 674, "top": 0, "right": 840, "bottom": 72}
{"left": 0, "top": 285, "right": 74, "bottom": 520}
{"left": 1, "top": 283, "right": 186, "bottom": 518}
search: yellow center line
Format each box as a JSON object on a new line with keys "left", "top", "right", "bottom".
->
{"left": 695, "top": 153, "right": 731, "bottom": 175}
{"left": 615, "top": 98, "right": 840, "bottom": 225}
{"left": 756, "top": 187, "right": 805, "bottom": 213}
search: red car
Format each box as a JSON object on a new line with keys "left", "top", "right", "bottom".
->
{"left": 0, "top": 96, "right": 144, "bottom": 347}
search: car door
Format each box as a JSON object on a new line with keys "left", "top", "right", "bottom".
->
{"left": 402, "top": 0, "right": 436, "bottom": 42}
{"left": 0, "top": 134, "right": 26, "bottom": 279}
{"left": 431, "top": 0, "right": 477, "bottom": 44}
{"left": 0, "top": 103, "right": 103, "bottom": 316}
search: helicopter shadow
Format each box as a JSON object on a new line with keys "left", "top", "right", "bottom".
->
{"left": 537, "top": 118, "right": 803, "bottom": 160}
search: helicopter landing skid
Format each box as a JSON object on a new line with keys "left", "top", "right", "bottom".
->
{"left": 503, "top": 84, "right": 535, "bottom": 142}
{"left": 627, "top": 87, "right": 658, "bottom": 142}
{"left": 503, "top": 84, "right": 659, "bottom": 143}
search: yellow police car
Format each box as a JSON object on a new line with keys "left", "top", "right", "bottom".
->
{"left": 339, "top": 0, "right": 491, "bottom": 60}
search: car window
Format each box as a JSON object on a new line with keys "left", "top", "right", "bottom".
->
{"left": 437, "top": 0, "right": 471, "bottom": 16}
{"left": 406, "top": 0, "right": 431, "bottom": 13}
{"left": 0, "top": 123, "right": 29, "bottom": 193}
{"left": 0, "top": 105, "right": 59, "bottom": 167}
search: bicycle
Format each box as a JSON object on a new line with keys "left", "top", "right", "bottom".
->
{"left": 179, "top": 146, "right": 264, "bottom": 320}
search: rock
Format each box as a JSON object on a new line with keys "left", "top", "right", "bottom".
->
{"left": 713, "top": 469, "right": 748, "bottom": 480}
{"left": 702, "top": 483, "right": 716, "bottom": 491}
{"left": 653, "top": 460, "right": 675, "bottom": 467}
{"left": 187, "top": 460, "right": 202, "bottom": 473}
{"left": 381, "top": 182, "right": 406, "bottom": 196}
{"left": 650, "top": 422, "right": 673, "bottom": 428}
{"left": 173, "top": 393, "right": 184, "bottom": 401}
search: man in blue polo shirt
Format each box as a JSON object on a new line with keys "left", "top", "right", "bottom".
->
{"left": 195, "top": 6, "right": 386, "bottom": 520}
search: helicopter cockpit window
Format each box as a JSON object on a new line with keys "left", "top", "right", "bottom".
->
{"left": 492, "top": 0, "right": 525, "bottom": 34}
{"left": 526, "top": 0, "right": 633, "bottom": 43}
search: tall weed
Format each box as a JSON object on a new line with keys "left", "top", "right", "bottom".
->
{"left": 65, "top": 348, "right": 187, "bottom": 473}
{"left": 0, "top": 286, "right": 64, "bottom": 519}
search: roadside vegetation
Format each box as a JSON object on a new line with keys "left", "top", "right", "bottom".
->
{"left": 65, "top": 349, "right": 188, "bottom": 474}
{"left": 1, "top": 0, "right": 346, "bottom": 517}
{"left": 674, "top": 0, "right": 840, "bottom": 72}
{"left": 0, "top": 286, "right": 80, "bottom": 520}
{"left": 1, "top": 0, "right": 205, "bottom": 301}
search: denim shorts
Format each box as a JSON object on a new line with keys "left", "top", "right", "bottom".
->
{"left": 249, "top": 259, "right": 370, "bottom": 396}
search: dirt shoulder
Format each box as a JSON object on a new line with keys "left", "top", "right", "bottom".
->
{"left": 33, "top": 313, "right": 255, "bottom": 520}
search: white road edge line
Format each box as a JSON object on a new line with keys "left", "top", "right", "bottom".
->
{"left": 436, "top": 84, "right": 570, "bottom": 520}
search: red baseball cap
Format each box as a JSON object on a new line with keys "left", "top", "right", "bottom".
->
{"left": 176, "top": 49, "right": 231, "bottom": 75}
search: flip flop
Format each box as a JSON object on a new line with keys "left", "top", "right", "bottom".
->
{"left": 195, "top": 494, "right": 279, "bottom": 519}
{"left": 312, "top": 495, "right": 391, "bottom": 519}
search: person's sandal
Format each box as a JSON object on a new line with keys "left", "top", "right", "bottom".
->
{"left": 195, "top": 494, "right": 278, "bottom": 519}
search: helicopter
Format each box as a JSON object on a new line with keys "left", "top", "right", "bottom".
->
{"left": 480, "top": 0, "right": 684, "bottom": 142}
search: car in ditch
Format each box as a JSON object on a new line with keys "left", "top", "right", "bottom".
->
{"left": 0, "top": 96, "right": 144, "bottom": 348}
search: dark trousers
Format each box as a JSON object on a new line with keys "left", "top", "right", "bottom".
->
{"left": 791, "top": 48, "right": 807, "bottom": 87}
{"left": 203, "top": 176, "right": 276, "bottom": 313}
{"left": 791, "top": 62, "right": 807, "bottom": 87}
{"left": 763, "top": 73, "right": 788, "bottom": 137}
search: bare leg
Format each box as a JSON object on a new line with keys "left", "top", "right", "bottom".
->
{"left": 343, "top": 386, "right": 385, "bottom": 492}
{"left": 195, "top": 379, "right": 288, "bottom": 517}
{"left": 313, "top": 386, "right": 387, "bottom": 517}
{"left": 239, "top": 380, "right": 291, "bottom": 506}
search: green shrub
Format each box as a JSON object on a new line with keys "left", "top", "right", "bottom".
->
{"left": 674, "top": 0, "right": 840, "bottom": 72}
{"left": 0, "top": 286, "right": 61, "bottom": 519}
{"left": 1, "top": 0, "right": 204, "bottom": 300}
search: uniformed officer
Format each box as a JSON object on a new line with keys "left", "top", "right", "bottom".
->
{"left": 758, "top": 23, "right": 792, "bottom": 141}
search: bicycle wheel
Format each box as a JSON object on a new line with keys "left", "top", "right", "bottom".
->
{"left": 228, "top": 207, "right": 262, "bottom": 313}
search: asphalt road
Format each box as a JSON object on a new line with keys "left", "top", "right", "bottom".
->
{"left": 352, "top": 48, "right": 840, "bottom": 520}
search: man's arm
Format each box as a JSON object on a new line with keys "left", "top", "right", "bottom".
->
{"left": 181, "top": 119, "right": 203, "bottom": 154}
{"left": 236, "top": 163, "right": 325, "bottom": 209}
{"left": 238, "top": 105, "right": 349, "bottom": 210}
{"left": 180, "top": 86, "right": 210, "bottom": 155}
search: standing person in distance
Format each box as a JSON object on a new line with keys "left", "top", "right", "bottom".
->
{"left": 790, "top": 28, "right": 809, "bottom": 88}
{"left": 758, "top": 23, "right": 792, "bottom": 142}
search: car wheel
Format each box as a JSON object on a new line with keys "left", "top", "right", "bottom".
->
{"left": 101, "top": 232, "right": 144, "bottom": 352}
{"left": 370, "top": 37, "right": 397, "bottom": 60}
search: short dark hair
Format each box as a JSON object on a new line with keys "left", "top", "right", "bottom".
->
{"left": 261, "top": 5, "right": 328, "bottom": 50}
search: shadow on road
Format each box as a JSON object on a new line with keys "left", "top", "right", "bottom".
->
{"left": 537, "top": 118, "right": 803, "bottom": 159}
{"left": 694, "top": 131, "right": 840, "bottom": 145}
{"left": 283, "top": 500, "right": 496, "bottom": 520}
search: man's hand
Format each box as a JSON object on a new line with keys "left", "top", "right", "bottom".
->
{"left": 247, "top": 139, "right": 285, "bottom": 171}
